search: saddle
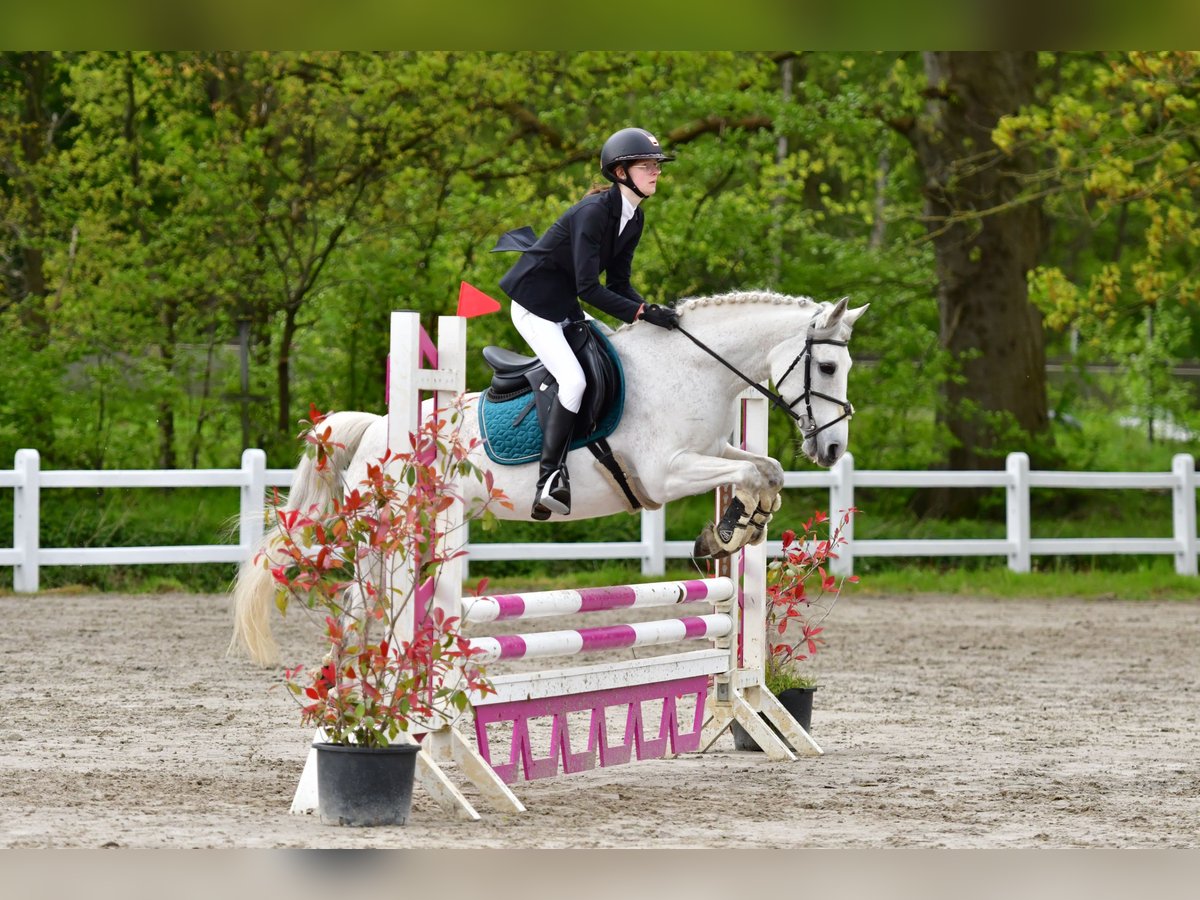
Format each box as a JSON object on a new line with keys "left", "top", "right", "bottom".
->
{"left": 476, "top": 321, "right": 660, "bottom": 512}
{"left": 482, "top": 320, "right": 621, "bottom": 446}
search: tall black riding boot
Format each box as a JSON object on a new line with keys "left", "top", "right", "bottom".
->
{"left": 531, "top": 398, "right": 577, "bottom": 520}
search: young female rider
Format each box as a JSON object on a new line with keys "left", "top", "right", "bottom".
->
{"left": 499, "top": 126, "right": 680, "bottom": 520}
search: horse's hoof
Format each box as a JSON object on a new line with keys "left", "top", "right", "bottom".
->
{"left": 693, "top": 526, "right": 734, "bottom": 560}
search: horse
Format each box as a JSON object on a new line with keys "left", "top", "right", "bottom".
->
{"left": 231, "top": 290, "right": 868, "bottom": 665}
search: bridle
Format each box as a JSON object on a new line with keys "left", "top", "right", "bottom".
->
{"left": 674, "top": 321, "right": 855, "bottom": 440}
{"left": 774, "top": 330, "right": 855, "bottom": 439}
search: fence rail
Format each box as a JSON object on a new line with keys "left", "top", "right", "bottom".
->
{"left": 2, "top": 448, "right": 1196, "bottom": 592}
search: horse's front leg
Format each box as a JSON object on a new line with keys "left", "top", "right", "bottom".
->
{"left": 664, "top": 448, "right": 783, "bottom": 559}
{"left": 719, "top": 444, "right": 786, "bottom": 548}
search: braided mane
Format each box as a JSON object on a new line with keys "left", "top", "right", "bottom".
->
{"left": 674, "top": 291, "right": 818, "bottom": 313}
{"left": 611, "top": 291, "right": 824, "bottom": 334}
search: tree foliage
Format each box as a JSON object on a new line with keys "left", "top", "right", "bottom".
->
{"left": 998, "top": 50, "right": 1200, "bottom": 439}
{"left": 0, "top": 51, "right": 1193, "bottom": 476}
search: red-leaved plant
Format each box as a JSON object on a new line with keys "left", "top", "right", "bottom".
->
{"left": 266, "top": 401, "right": 510, "bottom": 748}
{"left": 765, "top": 508, "right": 859, "bottom": 694}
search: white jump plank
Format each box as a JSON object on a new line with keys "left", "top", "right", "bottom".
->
{"left": 473, "top": 648, "right": 730, "bottom": 705}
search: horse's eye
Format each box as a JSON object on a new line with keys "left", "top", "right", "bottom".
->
{"left": 818, "top": 362, "right": 837, "bottom": 377}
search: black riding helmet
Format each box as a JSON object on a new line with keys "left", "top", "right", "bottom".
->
{"left": 600, "top": 127, "right": 675, "bottom": 198}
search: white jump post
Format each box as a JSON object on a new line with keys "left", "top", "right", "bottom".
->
{"left": 383, "top": 310, "right": 525, "bottom": 820}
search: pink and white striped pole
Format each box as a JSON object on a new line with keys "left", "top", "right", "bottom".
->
{"left": 461, "top": 577, "right": 733, "bottom": 624}
{"left": 468, "top": 613, "right": 733, "bottom": 664}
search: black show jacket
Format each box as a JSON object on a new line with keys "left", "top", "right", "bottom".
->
{"left": 499, "top": 185, "right": 645, "bottom": 324}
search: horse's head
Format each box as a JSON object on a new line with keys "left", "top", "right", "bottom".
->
{"left": 770, "top": 296, "right": 868, "bottom": 467}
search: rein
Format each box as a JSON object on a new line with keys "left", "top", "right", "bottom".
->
{"left": 674, "top": 322, "right": 854, "bottom": 440}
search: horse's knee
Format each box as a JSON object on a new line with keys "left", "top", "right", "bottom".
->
{"left": 762, "top": 459, "right": 785, "bottom": 492}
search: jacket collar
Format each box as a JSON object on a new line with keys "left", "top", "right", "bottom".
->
{"left": 611, "top": 191, "right": 641, "bottom": 255}
{"left": 605, "top": 184, "right": 624, "bottom": 219}
{"left": 607, "top": 184, "right": 642, "bottom": 225}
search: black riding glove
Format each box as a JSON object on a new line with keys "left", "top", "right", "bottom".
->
{"left": 641, "top": 303, "right": 679, "bottom": 330}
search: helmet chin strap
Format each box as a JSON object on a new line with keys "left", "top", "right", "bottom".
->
{"left": 616, "top": 166, "right": 647, "bottom": 199}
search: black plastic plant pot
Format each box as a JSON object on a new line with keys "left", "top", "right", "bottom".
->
{"left": 731, "top": 687, "right": 816, "bottom": 752}
{"left": 314, "top": 742, "right": 421, "bottom": 827}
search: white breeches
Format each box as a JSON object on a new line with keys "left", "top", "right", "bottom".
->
{"left": 511, "top": 302, "right": 586, "bottom": 413}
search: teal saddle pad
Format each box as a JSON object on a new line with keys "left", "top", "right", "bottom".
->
{"left": 477, "top": 328, "right": 625, "bottom": 466}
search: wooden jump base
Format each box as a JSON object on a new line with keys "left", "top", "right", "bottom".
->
{"left": 289, "top": 311, "right": 820, "bottom": 823}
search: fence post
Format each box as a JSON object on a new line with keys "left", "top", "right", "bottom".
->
{"left": 1006, "top": 452, "right": 1031, "bottom": 573}
{"left": 1173, "top": 453, "right": 1197, "bottom": 576}
{"left": 240, "top": 448, "right": 267, "bottom": 562}
{"left": 640, "top": 506, "right": 665, "bottom": 576}
{"left": 829, "top": 452, "right": 855, "bottom": 576}
{"left": 13, "top": 449, "right": 40, "bottom": 593}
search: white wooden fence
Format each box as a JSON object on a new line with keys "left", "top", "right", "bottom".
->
{"left": 2, "top": 448, "right": 1196, "bottom": 592}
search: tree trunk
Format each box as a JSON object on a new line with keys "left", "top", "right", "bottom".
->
{"left": 277, "top": 305, "right": 298, "bottom": 436}
{"left": 13, "top": 52, "right": 51, "bottom": 345}
{"left": 905, "top": 52, "right": 1051, "bottom": 512}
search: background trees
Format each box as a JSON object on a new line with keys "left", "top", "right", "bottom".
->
{"left": 999, "top": 51, "right": 1200, "bottom": 445}
{"left": 0, "top": 50, "right": 1195, "bottom": 475}
{"left": 895, "top": 53, "right": 1051, "bottom": 473}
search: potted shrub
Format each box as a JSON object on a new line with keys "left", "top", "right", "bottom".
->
{"left": 732, "top": 508, "right": 858, "bottom": 751}
{"left": 266, "top": 403, "right": 508, "bottom": 826}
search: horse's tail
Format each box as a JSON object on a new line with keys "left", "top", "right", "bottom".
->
{"left": 228, "top": 411, "right": 379, "bottom": 666}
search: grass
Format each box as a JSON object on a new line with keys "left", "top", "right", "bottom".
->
{"left": 21, "top": 558, "right": 1192, "bottom": 602}
{"left": 851, "top": 562, "right": 1200, "bottom": 602}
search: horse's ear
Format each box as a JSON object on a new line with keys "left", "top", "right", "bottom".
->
{"left": 843, "top": 302, "right": 869, "bottom": 330}
{"left": 818, "top": 296, "right": 850, "bottom": 331}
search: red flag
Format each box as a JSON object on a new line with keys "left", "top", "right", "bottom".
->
{"left": 457, "top": 281, "right": 502, "bottom": 318}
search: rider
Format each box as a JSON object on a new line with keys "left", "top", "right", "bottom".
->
{"left": 499, "top": 127, "right": 680, "bottom": 521}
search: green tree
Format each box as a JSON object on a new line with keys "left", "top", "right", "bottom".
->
{"left": 887, "top": 51, "right": 1052, "bottom": 499}
{"left": 45, "top": 51, "right": 234, "bottom": 467}
{"left": 999, "top": 51, "right": 1200, "bottom": 441}
{"left": 0, "top": 52, "right": 75, "bottom": 457}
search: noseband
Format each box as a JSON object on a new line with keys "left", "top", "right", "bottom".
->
{"left": 674, "top": 322, "right": 854, "bottom": 440}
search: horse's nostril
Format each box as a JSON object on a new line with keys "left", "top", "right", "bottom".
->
{"left": 827, "top": 444, "right": 840, "bottom": 460}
